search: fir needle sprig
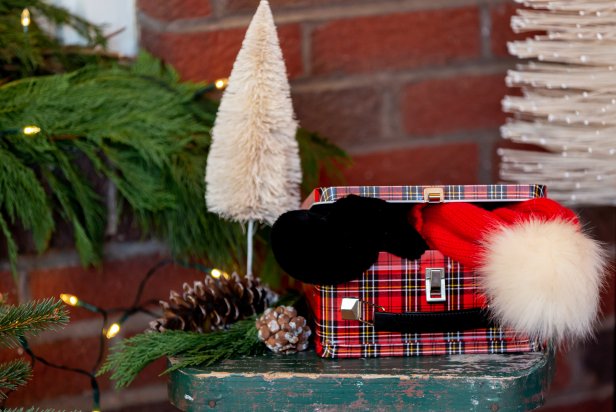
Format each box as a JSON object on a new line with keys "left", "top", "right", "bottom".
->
{"left": 0, "top": 299, "right": 69, "bottom": 348}
{"left": 99, "top": 318, "right": 264, "bottom": 389}
{"left": 0, "top": 299, "right": 68, "bottom": 399}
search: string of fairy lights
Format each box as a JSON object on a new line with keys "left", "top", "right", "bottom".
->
{"left": 0, "top": 8, "right": 228, "bottom": 140}
{"left": 19, "top": 259, "right": 229, "bottom": 411}
{"left": 1, "top": 8, "right": 232, "bottom": 411}
{"left": 21, "top": 8, "right": 30, "bottom": 32}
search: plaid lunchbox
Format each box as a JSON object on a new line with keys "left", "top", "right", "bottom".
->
{"left": 302, "top": 184, "right": 545, "bottom": 358}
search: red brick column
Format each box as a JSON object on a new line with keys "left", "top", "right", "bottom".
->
{"left": 138, "top": 2, "right": 614, "bottom": 411}
{"left": 138, "top": 0, "right": 526, "bottom": 185}
{"left": 0, "top": 1, "right": 611, "bottom": 410}
{"left": 0, "top": 242, "right": 211, "bottom": 408}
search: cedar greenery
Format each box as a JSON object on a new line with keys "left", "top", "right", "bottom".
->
{"left": 0, "top": 299, "right": 68, "bottom": 398}
{"left": 101, "top": 291, "right": 305, "bottom": 388}
{"left": 0, "top": 52, "right": 348, "bottom": 280}
{"left": 0, "top": 3, "right": 347, "bottom": 399}
{"left": 99, "top": 318, "right": 264, "bottom": 388}
{"left": 0, "top": 0, "right": 107, "bottom": 81}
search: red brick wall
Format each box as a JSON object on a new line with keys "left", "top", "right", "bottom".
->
{"left": 0, "top": 0, "right": 612, "bottom": 410}
{"left": 139, "top": 0, "right": 522, "bottom": 186}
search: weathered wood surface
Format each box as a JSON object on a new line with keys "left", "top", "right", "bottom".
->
{"left": 168, "top": 349, "right": 554, "bottom": 411}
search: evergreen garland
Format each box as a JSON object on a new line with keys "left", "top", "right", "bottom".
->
{"left": 0, "top": 298, "right": 68, "bottom": 398}
{"left": 0, "top": 0, "right": 348, "bottom": 404}
{"left": 0, "top": 52, "right": 348, "bottom": 280}
{"left": 0, "top": 0, "right": 107, "bottom": 81}
{"left": 99, "top": 318, "right": 264, "bottom": 389}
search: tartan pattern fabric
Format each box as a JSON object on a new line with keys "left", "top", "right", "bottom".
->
{"left": 304, "top": 184, "right": 546, "bottom": 207}
{"left": 305, "top": 184, "right": 544, "bottom": 358}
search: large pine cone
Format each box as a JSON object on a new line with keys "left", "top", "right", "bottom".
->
{"left": 150, "top": 273, "right": 273, "bottom": 333}
{"left": 256, "top": 306, "right": 311, "bottom": 354}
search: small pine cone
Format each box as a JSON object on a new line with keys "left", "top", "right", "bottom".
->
{"left": 256, "top": 306, "right": 311, "bottom": 354}
{"left": 150, "top": 273, "right": 273, "bottom": 333}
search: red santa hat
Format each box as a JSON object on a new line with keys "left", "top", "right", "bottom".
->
{"left": 411, "top": 198, "right": 608, "bottom": 344}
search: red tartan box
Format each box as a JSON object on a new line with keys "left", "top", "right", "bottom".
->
{"left": 302, "top": 184, "right": 545, "bottom": 358}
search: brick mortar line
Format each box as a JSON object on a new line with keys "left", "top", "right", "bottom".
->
{"left": 343, "top": 130, "right": 500, "bottom": 156}
{"left": 301, "top": 22, "right": 315, "bottom": 77}
{"left": 479, "top": 3, "right": 494, "bottom": 59}
{"left": 211, "top": 0, "right": 226, "bottom": 19}
{"left": 137, "top": 10, "right": 166, "bottom": 33}
{"left": 380, "top": 85, "right": 397, "bottom": 140}
{"left": 30, "top": 312, "right": 158, "bottom": 344}
{"left": 18, "top": 269, "right": 30, "bottom": 303}
{"left": 290, "top": 59, "right": 514, "bottom": 93}
{"left": 0, "top": 239, "right": 168, "bottom": 272}
{"left": 140, "top": 0, "right": 502, "bottom": 34}
{"left": 478, "top": 138, "right": 497, "bottom": 184}
{"left": 387, "top": 82, "right": 406, "bottom": 140}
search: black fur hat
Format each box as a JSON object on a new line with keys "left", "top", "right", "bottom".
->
{"left": 271, "top": 195, "right": 428, "bottom": 285}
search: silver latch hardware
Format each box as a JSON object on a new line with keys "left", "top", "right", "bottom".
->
{"left": 425, "top": 268, "right": 446, "bottom": 303}
{"left": 340, "top": 298, "right": 385, "bottom": 325}
{"left": 423, "top": 187, "right": 444, "bottom": 203}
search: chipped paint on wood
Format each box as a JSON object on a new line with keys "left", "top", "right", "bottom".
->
{"left": 195, "top": 371, "right": 416, "bottom": 381}
{"left": 168, "top": 349, "right": 555, "bottom": 411}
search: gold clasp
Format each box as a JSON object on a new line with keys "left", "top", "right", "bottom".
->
{"left": 423, "top": 187, "right": 444, "bottom": 203}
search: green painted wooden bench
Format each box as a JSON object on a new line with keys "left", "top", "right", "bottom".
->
{"left": 168, "top": 349, "right": 555, "bottom": 411}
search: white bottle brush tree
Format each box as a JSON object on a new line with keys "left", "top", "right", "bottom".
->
{"left": 500, "top": 0, "right": 616, "bottom": 205}
{"left": 205, "top": 0, "right": 301, "bottom": 276}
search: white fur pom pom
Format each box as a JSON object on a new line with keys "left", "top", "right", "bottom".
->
{"left": 479, "top": 219, "right": 607, "bottom": 344}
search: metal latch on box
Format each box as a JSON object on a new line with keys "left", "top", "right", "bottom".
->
{"left": 423, "top": 187, "right": 444, "bottom": 203}
{"left": 340, "top": 298, "right": 385, "bottom": 325}
{"left": 426, "top": 268, "right": 446, "bottom": 303}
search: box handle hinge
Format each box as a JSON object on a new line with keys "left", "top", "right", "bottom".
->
{"left": 340, "top": 298, "right": 385, "bottom": 326}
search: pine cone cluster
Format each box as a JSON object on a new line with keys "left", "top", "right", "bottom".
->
{"left": 150, "top": 273, "right": 273, "bottom": 333}
{"left": 256, "top": 306, "right": 311, "bottom": 354}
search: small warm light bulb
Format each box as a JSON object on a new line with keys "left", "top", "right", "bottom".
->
{"left": 23, "top": 125, "right": 41, "bottom": 135}
{"left": 214, "top": 78, "right": 228, "bottom": 90}
{"left": 60, "top": 293, "right": 79, "bottom": 307}
{"left": 21, "top": 8, "right": 30, "bottom": 29}
{"left": 211, "top": 269, "right": 222, "bottom": 279}
{"left": 106, "top": 323, "right": 121, "bottom": 339}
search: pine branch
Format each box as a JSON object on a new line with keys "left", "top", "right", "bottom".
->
{"left": 41, "top": 165, "right": 104, "bottom": 267}
{"left": 0, "top": 52, "right": 348, "bottom": 279}
{"left": 0, "top": 299, "right": 69, "bottom": 348}
{"left": 0, "top": 0, "right": 107, "bottom": 80}
{"left": 0, "top": 359, "right": 32, "bottom": 399}
{"left": 0, "top": 146, "right": 54, "bottom": 273}
{"left": 99, "top": 318, "right": 264, "bottom": 389}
